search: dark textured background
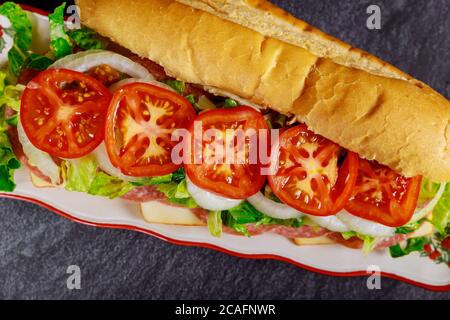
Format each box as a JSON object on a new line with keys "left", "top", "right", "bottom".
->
{"left": 0, "top": 0, "right": 449, "bottom": 300}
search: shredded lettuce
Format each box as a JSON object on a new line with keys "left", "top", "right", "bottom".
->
{"left": 359, "top": 234, "right": 377, "bottom": 254}
{"left": 67, "top": 28, "right": 107, "bottom": 50}
{"left": 0, "top": 71, "right": 21, "bottom": 191}
{"left": 0, "top": 2, "right": 33, "bottom": 77}
{"left": 164, "top": 79, "right": 185, "bottom": 95}
{"left": 389, "top": 237, "right": 427, "bottom": 258}
{"left": 0, "top": 72, "right": 24, "bottom": 113}
{"left": 222, "top": 201, "right": 304, "bottom": 237}
{"left": 25, "top": 53, "right": 53, "bottom": 71}
{"left": 432, "top": 183, "right": 450, "bottom": 235}
{"left": 157, "top": 178, "right": 197, "bottom": 208}
{"left": 0, "top": 131, "right": 20, "bottom": 191}
{"left": 395, "top": 218, "right": 426, "bottom": 235}
{"left": 340, "top": 231, "right": 377, "bottom": 253}
{"left": 418, "top": 178, "right": 441, "bottom": 204}
{"left": 341, "top": 231, "right": 357, "bottom": 240}
{"left": 64, "top": 156, "right": 134, "bottom": 199}
{"left": 417, "top": 179, "right": 449, "bottom": 235}
{"left": 89, "top": 172, "right": 135, "bottom": 199}
{"left": 185, "top": 94, "right": 196, "bottom": 106}
{"left": 49, "top": 3, "right": 73, "bottom": 59}
{"left": 131, "top": 168, "right": 185, "bottom": 187}
{"left": 208, "top": 211, "right": 222, "bottom": 238}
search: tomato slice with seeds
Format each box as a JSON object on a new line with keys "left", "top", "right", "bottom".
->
{"left": 268, "top": 124, "right": 359, "bottom": 216}
{"left": 345, "top": 159, "right": 422, "bottom": 227}
{"left": 184, "top": 106, "right": 268, "bottom": 199}
{"left": 20, "top": 68, "right": 112, "bottom": 159}
{"left": 86, "top": 64, "right": 123, "bottom": 87}
{"left": 105, "top": 82, "right": 196, "bottom": 177}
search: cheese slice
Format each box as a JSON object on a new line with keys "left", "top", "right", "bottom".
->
{"left": 294, "top": 236, "right": 335, "bottom": 246}
{"left": 141, "top": 201, "right": 206, "bottom": 226}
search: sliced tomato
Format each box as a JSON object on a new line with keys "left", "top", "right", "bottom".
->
{"left": 105, "top": 82, "right": 196, "bottom": 177}
{"left": 268, "top": 124, "right": 359, "bottom": 216}
{"left": 184, "top": 106, "right": 268, "bottom": 199}
{"left": 20, "top": 68, "right": 112, "bottom": 159}
{"left": 86, "top": 64, "right": 123, "bottom": 87}
{"left": 345, "top": 159, "right": 422, "bottom": 227}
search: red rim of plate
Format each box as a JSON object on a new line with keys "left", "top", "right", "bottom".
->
{"left": 6, "top": 4, "right": 449, "bottom": 293}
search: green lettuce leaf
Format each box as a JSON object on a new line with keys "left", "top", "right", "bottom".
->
{"left": 418, "top": 178, "right": 441, "bottom": 205}
{"left": 222, "top": 201, "right": 304, "bottom": 237}
{"left": 359, "top": 234, "right": 377, "bottom": 254}
{"left": 0, "top": 131, "right": 20, "bottom": 191}
{"left": 389, "top": 237, "right": 427, "bottom": 258}
{"left": 395, "top": 218, "right": 426, "bottom": 235}
{"left": 64, "top": 156, "right": 135, "bottom": 199}
{"left": 340, "top": 231, "right": 377, "bottom": 254}
{"left": 131, "top": 168, "right": 185, "bottom": 186}
{"left": 341, "top": 231, "right": 357, "bottom": 240}
{"left": 64, "top": 156, "right": 97, "bottom": 192}
{"left": 0, "top": 71, "right": 21, "bottom": 191}
{"left": 164, "top": 79, "right": 185, "bottom": 95}
{"left": 25, "top": 53, "right": 54, "bottom": 71}
{"left": 89, "top": 172, "right": 135, "bottom": 199}
{"left": 132, "top": 174, "right": 173, "bottom": 186}
{"left": 0, "top": 72, "right": 24, "bottom": 113}
{"left": 208, "top": 211, "right": 222, "bottom": 238}
{"left": 432, "top": 183, "right": 450, "bottom": 235}
{"left": 0, "top": 2, "right": 33, "bottom": 76}
{"left": 157, "top": 178, "right": 197, "bottom": 208}
{"left": 49, "top": 3, "right": 73, "bottom": 59}
{"left": 68, "top": 27, "right": 107, "bottom": 50}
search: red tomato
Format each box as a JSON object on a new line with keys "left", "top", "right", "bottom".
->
{"left": 429, "top": 250, "right": 441, "bottom": 261}
{"left": 105, "top": 82, "right": 196, "bottom": 177}
{"left": 86, "top": 64, "right": 123, "bottom": 87}
{"left": 20, "top": 69, "right": 112, "bottom": 159}
{"left": 268, "top": 124, "right": 359, "bottom": 216}
{"left": 184, "top": 106, "right": 268, "bottom": 199}
{"left": 345, "top": 159, "right": 422, "bottom": 227}
{"left": 442, "top": 237, "right": 450, "bottom": 251}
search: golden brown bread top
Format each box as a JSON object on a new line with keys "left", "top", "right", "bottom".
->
{"left": 177, "top": 0, "right": 410, "bottom": 80}
{"left": 75, "top": 0, "right": 450, "bottom": 181}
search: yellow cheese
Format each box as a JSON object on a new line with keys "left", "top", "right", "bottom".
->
{"left": 294, "top": 236, "right": 335, "bottom": 246}
{"left": 140, "top": 201, "right": 206, "bottom": 226}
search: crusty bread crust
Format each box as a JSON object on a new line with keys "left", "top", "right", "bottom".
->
{"left": 75, "top": 0, "right": 450, "bottom": 181}
{"left": 177, "top": 0, "right": 410, "bottom": 80}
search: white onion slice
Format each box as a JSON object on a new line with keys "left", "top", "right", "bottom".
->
{"left": 92, "top": 143, "right": 138, "bottom": 182}
{"left": 306, "top": 215, "right": 351, "bottom": 232}
{"left": 109, "top": 78, "right": 175, "bottom": 93}
{"left": 411, "top": 183, "right": 446, "bottom": 222}
{"left": 186, "top": 177, "right": 243, "bottom": 211}
{"left": 247, "top": 192, "right": 303, "bottom": 219}
{"left": 336, "top": 211, "right": 395, "bottom": 237}
{"left": 17, "top": 121, "right": 60, "bottom": 185}
{"left": 50, "top": 49, "right": 154, "bottom": 80}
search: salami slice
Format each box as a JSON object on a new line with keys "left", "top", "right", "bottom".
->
{"left": 374, "top": 234, "right": 408, "bottom": 250}
{"left": 122, "top": 186, "right": 166, "bottom": 202}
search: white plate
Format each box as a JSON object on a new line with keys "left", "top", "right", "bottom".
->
{"left": 2, "top": 8, "right": 449, "bottom": 291}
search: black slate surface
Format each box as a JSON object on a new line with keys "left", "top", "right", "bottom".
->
{"left": 0, "top": 0, "right": 449, "bottom": 299}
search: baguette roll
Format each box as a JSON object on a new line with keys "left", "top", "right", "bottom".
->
{"left": 75, "top": 0, "right": 450, "bottom": 181}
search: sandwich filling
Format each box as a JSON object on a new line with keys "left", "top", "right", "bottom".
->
{"left": 0, "top": 3, "right": 448, "bottom": 262}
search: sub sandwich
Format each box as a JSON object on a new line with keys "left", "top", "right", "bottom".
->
{"left": 0, "top": 0, "right": 449, "bottom": 261}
